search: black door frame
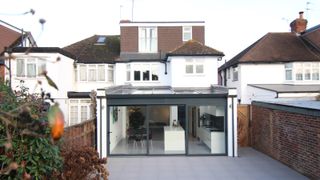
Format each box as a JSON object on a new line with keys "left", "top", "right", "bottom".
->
{"left": 106, "top": 95, "right": 228, "bottom": 156}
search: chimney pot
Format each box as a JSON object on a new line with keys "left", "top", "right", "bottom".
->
{"left": 299, "top": 11, "right": 304, "bottom": 19}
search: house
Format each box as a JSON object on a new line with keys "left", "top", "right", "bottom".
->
{"left": 218, "top": 12, "right": 320, "bottom": 104}
{"left": 3, "top": 47, "right": 77, "bottom": 126}
{"left": 0, "top": 20, "right": 37, "bottom": 81}
{"left": 96, "top": 21, "right": 238, "bottom": 157}
{"left": 4, "top": 20, "right": 238, "bottom": 157}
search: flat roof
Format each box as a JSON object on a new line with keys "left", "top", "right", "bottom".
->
{"left": 256, "top": 98, "right": 320, "bottom": 110}
{"left": 104, "top": 85, "right": 229, "bottom": 97}
{"left": 248, "top": 84, "right": 320, "bottom": 93}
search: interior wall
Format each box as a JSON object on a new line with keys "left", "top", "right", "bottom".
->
{"left": 109, "top": 106, "right": 124, "bottom": 152}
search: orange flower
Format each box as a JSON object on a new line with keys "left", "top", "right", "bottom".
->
{"left": 48, "top": 104, "right": 64, "bottom": 140}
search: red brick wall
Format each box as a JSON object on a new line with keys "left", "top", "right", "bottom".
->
{"left": 252, "top": 104, "right": 320, "bottom": 179}
{"left": 192, "top": 26, "right": 205, "bottom": 44}
{"left": 120, "top": 25, "right": 205, "bottom": 53}
{"left": 120, "top": 26, "right": 138, "bottom": 52}
{"left": 158, "top": 26, "right": 182, "bottom": 53}
{"left": 0, "top": 66, "right": 4, "bottom": 82}
{"left": 63, "top": 119, "right": 96, "bottom": 148}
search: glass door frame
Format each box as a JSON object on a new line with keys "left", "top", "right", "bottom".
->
{"left": 106, "top": 97, "right": 228, "bottom": 156}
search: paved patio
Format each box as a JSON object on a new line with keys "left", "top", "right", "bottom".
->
{"left": 107, "top": 148, "right": 307, "bottom": 180}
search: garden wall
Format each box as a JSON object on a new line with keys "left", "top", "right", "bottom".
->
{"left": 251, "top": 101, "right": 320, "bottom": 179}
{"left": 63, "top": 119, "right": 96, "bottom": 148}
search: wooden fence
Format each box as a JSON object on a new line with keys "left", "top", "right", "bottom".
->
{"left": 237, "top": 105, "right": 251, "bottom": 147}
{"left": 63, "top": 119, "right": 96, "bottom": 148}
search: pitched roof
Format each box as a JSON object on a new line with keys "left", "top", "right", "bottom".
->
{"left": 63, "top": 35, "right": 120, "bottom": 64}
{"left": 11, "top": 47, "right": 76, "bottom": 60}
{"left": 301, "top": 24, "right": 320, "bottom": 51}
{"left": 167, "top": 40, "right": 224, "bottom": 57}
{"left": 219, "top": 32, "right": 320, "bottom": 71}
{"left": 0, "top": 24, "right": 21, "bottom": 54}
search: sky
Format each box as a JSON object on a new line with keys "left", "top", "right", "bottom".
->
{"left": 1, "top": 0, "right": 320, "bottom": 61}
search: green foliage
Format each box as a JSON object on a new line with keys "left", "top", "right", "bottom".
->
{"left": 0, "top": 81, "right": 63, "bottom": 179}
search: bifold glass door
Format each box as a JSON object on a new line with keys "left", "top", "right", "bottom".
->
{"left": 108, "top": 105, "right": 186, "bottom": 155}
{"left": 108, "top": 101, "right": 226, "bottom": 156}
{"left": 109, "top": 106, "right": 147, "bottom": 155}
{"left": 187, "top": 104, "right": 227, "bottom": 155}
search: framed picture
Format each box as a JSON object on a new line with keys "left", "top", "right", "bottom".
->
{"left": 112, "top": 107, "right": 118, "bottom": 123}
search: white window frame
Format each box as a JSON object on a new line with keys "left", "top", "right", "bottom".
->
{"left": 285, "top": 63, "right": 293, "bottom": 81}
{"left": 108, "top": 65, "right": 114, "bottom": 82}
{"left": 68, "top": 99, "right": 91, "bottom": 126}
{"left": 139, "top": 27, "right": 158, "bottom": 53}
{"left": 232, "top": 66, "right": 238, "bottom": 81}
{"left": 185, "top": 58, "right": 204, "bottom": 75}
{"left": 15, "top": 58, "right": 46, "bottom": 78}
{"left": 127, "top": 63, "right": 160, "bottom": 82}
{"left": 78, "top": 64, "right": 112, "bottom": 82}
{"left": 285, "top": 62, "right": 320, "bottom": 81}
{"left": 183, "top": 26, "right": 192, "bottom": 42}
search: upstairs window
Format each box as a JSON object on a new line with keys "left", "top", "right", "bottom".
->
{"left": 139, "top": 27, "right": 157, "bottom": 52}
{"left": 285, "top": 62, "right": 320, "bottom": 81}
{"left": 16, "top": 58, "right": 46, "bottom": 78}
{"left": 232, "top": 66, "right": 238, "bottom": 81}
{"left": 312, "top": 63, "right": 319, "bottom": 80}
{"left": 127, "top": 63, "right": 159, "bottom": 82}
{"left": 78, "top": 64, "right": 113, "bottom": 82}
{"left": 108, "top": 65, "right": 114, "bottom": 82}
{"left": 183, "top": 26, "right": 192, "bottom": 41}
{"left": 295, "top": 63, "right": 303, "bottom": 80}
{"left": 185, "top": 59, "right": 204, "bottom": 74}
{"left": 285, "top": 63, "right": 293, "bottom": 80}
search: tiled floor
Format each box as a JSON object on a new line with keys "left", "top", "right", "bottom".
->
{"left": 107, "top": 148, "right": 307, "bottom": 180}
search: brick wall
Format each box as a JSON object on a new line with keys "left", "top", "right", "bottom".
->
{"left": 158, "top": 26, "right": 182, "bottom": 52}
{"left": 120, "top": 25, "right": 205, "bottom": 53}
{"left": 63, "top": 119, "right": 96, "bottom": 148}
{"left": 252, "top": 103, "right": 320, "bottom": 179}
{"left": 120, "top": 26, "right": 138, "bottom": 52}
{"left": 192, "top": 26, "right": 205, "bottom": 44}
{"left": 0, "top": 66, "right": 4, "bottom": 82}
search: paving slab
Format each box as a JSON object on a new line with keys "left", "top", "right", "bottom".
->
{"left": 107, "top": 147, "right": 307, "bottom": 180}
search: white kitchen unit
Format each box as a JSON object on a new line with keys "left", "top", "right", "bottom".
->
{"left": 164, "top": 126, "right": 185, "bottom": 152}
{"left": 198, "top": 127, "right": 225, "bottom": 154}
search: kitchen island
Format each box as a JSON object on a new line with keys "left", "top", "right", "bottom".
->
{"left": 198, "top": 127, "right": 225, "bottom": 154}
{"left": 164, "top": 126, "right": 185, "bottom": 152}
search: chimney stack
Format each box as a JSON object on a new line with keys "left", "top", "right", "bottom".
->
{"left": 290, "top": 11, "right": 308, "bottom": 34}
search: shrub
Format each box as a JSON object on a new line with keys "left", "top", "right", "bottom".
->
{"left": 0, "top": 81, "right": 63, "bottom": 179}
{"left": 53, "top": 146, "right": 108, "bottom": 180}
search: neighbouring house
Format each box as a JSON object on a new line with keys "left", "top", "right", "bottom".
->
{"left": 4, "top": 47, "right": 76, "bottom": 126}
{"left": 218, "top": 12, "right": 320, "bottom": 104}
{"left": 96, "top": 21, "right": 238, "bottom": 158}
{"left": 63, "top": 35, "right": 120, "bottom": 126}
{"left": 0, "top": 20, "right": 37, "bottom": 81}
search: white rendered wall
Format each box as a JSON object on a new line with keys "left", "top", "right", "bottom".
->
{"left": 109, "top": 107, "right": 125, "bottom": 152}
{"left": 246, "top": 86, "right": 277, "bottom": 103}
{"left": 97, "top": 96, "right": 107, "bottom": 158}
{"left": 5, "top": 52, "right": 75, "bottom": 125}
{"left": 225, "top": 64, "right": 285, "bottom": 104}
{"left": 169, "top": 56, "right": 219, "bottom": 87}
{"left": 240, "top": 64, "right": 284, "bottom": 104}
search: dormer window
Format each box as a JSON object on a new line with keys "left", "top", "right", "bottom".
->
{"left": 183, "top": 26, "right": 192, "bottom": 41}
{"left": 139, "top": 27, "right": 157, "bottom": 52}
